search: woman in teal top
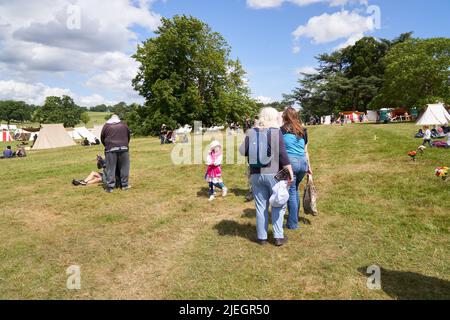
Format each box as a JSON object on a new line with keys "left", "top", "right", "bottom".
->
{"left": 281, "top": 107, "right": 313, "bottom": 230}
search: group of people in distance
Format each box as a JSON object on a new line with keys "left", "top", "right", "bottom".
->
{"left": 1, "top": 145, "right": 27, "bottom": 159}
{"left": 205, "top": 107, "right": 312, "bottom": 247}
{"left": 159, "top": 124, "right": 178, "bottom": 144}
{"left": 418, "top": 124, "right": 450, "bottom": 148}
{"left": 81, "top": 137, "right": 101, "bottom": 147}
{"left": 72, "top": 114, "right": 131, "bottom": 192}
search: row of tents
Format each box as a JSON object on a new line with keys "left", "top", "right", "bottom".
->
{"left": 320, "top": 103, "right": 450, "bottom": 126}
{"left": 0, "top": 124, "right": 104, "bottom": 150}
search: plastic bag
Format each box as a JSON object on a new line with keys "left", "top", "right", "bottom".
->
{"left": 270, "top": 181, "right": 289, "bottom": 208}
{"left": 303, "top": 175, "right": 318, "bottom": 216}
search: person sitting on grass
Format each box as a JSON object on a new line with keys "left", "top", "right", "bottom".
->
{"left": 446, "top": 131, "right": 450, "bottom": 149}
{"left": 72, "top": 155, "right": 106, "bottom": 186}
{"left": 15, "top": 145, "right": 26, "bottom": 158}
{"left": 81, "top": 137, "right": 91, "bottom": 146}
{"left": 2, "top": 146, "right": 14, "bottom": 159}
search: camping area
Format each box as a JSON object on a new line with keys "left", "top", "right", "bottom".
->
{"left": 0, "top": 120, "right": 449, "bottom": 299}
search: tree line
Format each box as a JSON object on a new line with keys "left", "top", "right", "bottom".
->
{"left": 284, "top": 33, "right": 450, "bottom": 119}
{"left": 0, "top": 96, "right": 90, "bottom": 128}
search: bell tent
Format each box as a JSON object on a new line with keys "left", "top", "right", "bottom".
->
{"left": 416, "top": 103, "right": 450, "bottom": 126}
{"left": 91, "top": 125, "right": 104, "bottom": 140}
{"left": 74, "top": 127, "right": 98, "bottom": 144}
{"left": 32, "top": 124, "right": 76, "bottom": 150}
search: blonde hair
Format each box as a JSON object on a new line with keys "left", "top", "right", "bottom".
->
{"left": 258, "top": 107, "right": 282, "bottom": 129}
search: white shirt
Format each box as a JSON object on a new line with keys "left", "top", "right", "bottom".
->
{"left": 447, "top": 132, "right": 450, "bottom": 146}
{"left": 424, "top": 129, "right": 432, "bottom": 140}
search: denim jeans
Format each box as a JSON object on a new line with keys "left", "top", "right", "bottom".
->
{"left": 251, "top": 174, "right": 287, "bottom": 240}
{"left": 286, "top": 156, "right": 308, "bottom": 230}
{"left": 209, "top": 182, "right": 225, "bottom": 196}
{"left": 423, "top": 139, "right": 433, "bottom": 148}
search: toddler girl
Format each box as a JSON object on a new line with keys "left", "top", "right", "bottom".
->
{"left": 205, "top": 140, "right": 228, "bottom": 201}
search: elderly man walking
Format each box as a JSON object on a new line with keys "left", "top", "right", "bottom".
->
{"left": 101, "top": 114, "right": 131, "bottom": 193}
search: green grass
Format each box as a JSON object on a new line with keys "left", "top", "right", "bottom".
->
{"left": 86, "top": 112, "right": 110, "bottom": 128}
{"left": 0, "top": 123, "right": 449, "bottom": 300}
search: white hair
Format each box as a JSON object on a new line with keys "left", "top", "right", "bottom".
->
{"left": 258, "top": 107, "right": 282, "bottom": 129}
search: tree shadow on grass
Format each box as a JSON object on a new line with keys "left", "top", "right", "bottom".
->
{"left": 358, "top": 267, "right": 450, "bottom": 300}
{"left": 214, "top": 220, "right": 258, "bottom": 244}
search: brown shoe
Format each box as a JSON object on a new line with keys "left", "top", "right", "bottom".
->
{"left": 257, "top": 239, "right": 268, "bottom": 246}
{"left": 274, "top": 235, "right": 288, "bottom": 247}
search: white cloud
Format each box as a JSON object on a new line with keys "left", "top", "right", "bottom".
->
{"left": 0, "top": 80, "right": 117, "bottom": 107}
{"left": 292, "top": 10, "right": 374, "bottom": 44}
{"left": 0, "top": 0, "right": 162, "bottom": 104}
{"left": 295, "top": 66, "right": 318, "bottom": 75}
{"left": 247, "top": 0, "right": 367, "bottom": 9}
{"left": 247, "top": 0, "right": 284, "bottom": 9}
{"left": 255, "top": 96, "right": 273, "bottom": 104}
{"left": 248, "top": 0, "right": 374, "bottom": 53}
{"left": 78, "top": 94, "right": 117, "bottom": 107}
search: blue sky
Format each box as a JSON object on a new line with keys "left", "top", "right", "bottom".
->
{"left": 0, "top": 0, "right": 449, "bottom": 106}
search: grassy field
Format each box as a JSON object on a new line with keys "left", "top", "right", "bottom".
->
{"left": 86, "top": 112, "right": 110, "bottom": 128}
{"left": 0, "top": 123, "right": 449, "bottom": 300}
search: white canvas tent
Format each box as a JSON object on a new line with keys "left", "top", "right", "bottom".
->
{"left": 68, "top": 130, "right": 82, "bottom": 140}
{"left": 74, "top": 127, "right": 97, "bottom": 143}
{"left": 416, "top": 103, "right": 450, "bottom": 126}
{"left": 29, "top": 132, "right": 39, "bottom": 141}
{"left": 32, "top": 124, "right": 76, "bottom": 150}
{"left": 322, "top": 116, "right": 332, "bottom": 125}
{"left": 91, "top": 125, "right": 104, "bottom": 140}
{"left": 367, "top": 110, "right": 378, "bottom": 122}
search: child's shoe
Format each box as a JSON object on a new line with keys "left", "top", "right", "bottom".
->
{"left": 222, "top": 187, "right": 228, "bottom": 197}
{"left": 209, "top": 195, "right": 215, "bottom": 202}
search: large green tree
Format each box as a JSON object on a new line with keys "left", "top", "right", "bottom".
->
{"left": 34, "top": 96, "right": 85, "bottom": 127}
{"left": 372, "top": 38, "right": 450, "bottom": 109}
{"left": 0, "top": 100, "right": 33, "bottom": 124}
{"left": 286, "top": 33, "right": 415, "bottom": 117}
{"left": 132, "top": 15, "right": 256, "bottom": 134}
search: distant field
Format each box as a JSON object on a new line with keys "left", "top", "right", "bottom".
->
{"left": 86, "top": 112, "right": 110, "bottom": 128}
{"left": 0, "top": 123, "right": 449, "bottom": 299}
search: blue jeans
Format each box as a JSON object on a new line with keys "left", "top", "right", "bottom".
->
{"left": 209, "top": 182, "right": 225, "bottom": 196}
{"left": 251, "top": 174, "right": 287, "bottom": 240}
{"left": 423, "top": 139, "right": 433, "bottom": 148}
{"left": 286, "top": 156, "right": 308, "bottom": 230}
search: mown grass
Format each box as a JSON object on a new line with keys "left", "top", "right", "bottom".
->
{"left": 86, "top": 112, "right": 110, "bottom": 128}
{"left": 0, "top": 123, "right": 448, "bottom": 300}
